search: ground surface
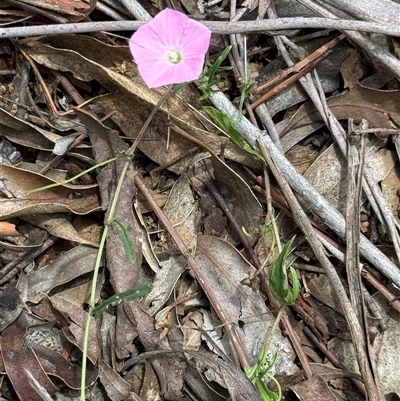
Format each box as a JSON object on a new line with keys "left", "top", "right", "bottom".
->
{"left": 0, "top": 1, "right": 400, "bottom": 401}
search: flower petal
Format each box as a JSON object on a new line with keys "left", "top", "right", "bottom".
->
{"left": 182, "top": 54, "right": 207, "bottom": 77}
{"left": 129, "top": 40, "right": 165, "bottom": 65}
{"left": 155, "top": 9, "right": 211, "bottom": 55}
{"left": 129, "top": 25, "right": 166, "bottom": 64}
{"left": 150, "top": 9, "right": 188, "bottom": 49}
{"left": 137, "top": 55, "right": 206, "bottom": 88}
{"left": 129, "top": 8, "right": 211, "bottom": 88}
{"left": 180, "top": 20, "right": 211, "bottom": 55}
{"left": 136, "top": 59, "right": 175, "bottom": 88}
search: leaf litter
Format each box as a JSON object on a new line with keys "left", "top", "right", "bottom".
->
{"left": 0, "top": 1, "right": 400, "bottom": 401}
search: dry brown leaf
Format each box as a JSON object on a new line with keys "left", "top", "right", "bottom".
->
{"left": 340, "top": 48, "right": 366, "bottom": 89}
{"left": 23, "top": 213, "right": 99, "bottom": 247}
{"left": 212, "top": 155, "right": 263, "bottom": 239}
{"left": 0, "top": 225, "right": 46, "bottom": 252}
{"left": 140, "top": 361, "right": 162, "bottom": 401}
{"left": 99, "top": 361, "right": 132, "bottom": 401}
{"left": 0, "top": 221, "right": 19, "bottom": 236}
{"left": 50, "top": 295, "right": 100, "bottom": 364}
{"left": 26, "top": 245, "right": 98, "bottom": 303}
{"left": 290, "top": 375, "right": 337, "bottom": 401}
{"left": 1, "top": 312, "right": 97, "bottom": 400}
{"left": 195, "top": 234, "right": 298, "bottom": 374}
{"left": 23, "top": 35, "right": 261, "bottom": 173}
{"left": 304, "top": 139, "right": 397, "bottom": 213}
{"left": 1, "top": 313, "right": 59, "bottom": 401}
{"left": 18, "top": 0, "right": 96, "bottom": 21}
{"left": 143, "top": 175, "right": 197, "bottom": 315}
{"left": 182, "top": 310, "right": 203, "bottom": 353}
{"left": 0, "top": 106, "right": 66, "bottom": 150}
{"left": 0, "top": 164, "right": 100, "bottom": 219}
{"left": 280, "top": 85, "right": 400, "bottom": 152}
{"left": 381, "top": 164, "right": 400, "bottom": 216}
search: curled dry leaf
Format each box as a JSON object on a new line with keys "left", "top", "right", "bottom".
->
{"left": 195, "top": 234, "right": 298, "bottom": 375}
{"left": 23, "top": 213, "right": 100, "bottom": 247}
{"left": 0, "top": 106, "right": 76, "bottom": 150}
{"left": 280, "top": 85, "right": 400, "bottom": 152}
{"left": 1, "top": 312, "right": 97, "bottom": 401}
{"left": 17, "top": 0, "right": 97, "bottom": 22}
{"left": 0, "top": 164, "right": 100, "bottom": 219}
{"left": 23, "top": 35, "right": 261, "bottom": 173}
{"left": 143, "top": 175, "right": 197, "bottom": 315}
{"left": 26, "top": 245, "right": 98, "bottom": 303}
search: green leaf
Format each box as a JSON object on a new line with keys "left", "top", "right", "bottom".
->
{"left": 287, "top": 266, "right": 300, "bottom": 305}
{"left": 171, "top": 83, "right": 186, "bottom": 97}
{"left": 91, "top": 284, "right": 151, "bottom": 319}
{"left": 204, "top": 106, "right": 244, "bottom": 145}
{"left": 109, "top": 218, "right": 136, "bottom": 264}
{"left": 237, "top": 82, "right": 256, "bottom": 121}
{"left": 246, "top": 344, "right": 282, "bottom": 401}
{"left": 269, "top": 236, "right": 297, "bottom": 303}
{"left": 203, "top": 106, "right": 264, "bottom": 161}
{"left": 244, "top": 364, "right": 258, "bottom": 379}
{"left": 205, "top": 46, "right": 232, "bottom": 84}
{"left": 197, "top": 46, "right": 233, "bottom": 100}
{"left": 255, "top": 379, "right": 280, "bottom": 401}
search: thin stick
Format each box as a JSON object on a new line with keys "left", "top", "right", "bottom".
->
{"left": 208, "top": 89, "right": 400, "bottom": 288}
{"left": 257, "top": 136, "right": 384, "bottom": 401}
{"left": 135, "top": 174, "right": 250, "bottom": 369}
{"left": 4, "top": 18, "right": 400, "bottom": 39}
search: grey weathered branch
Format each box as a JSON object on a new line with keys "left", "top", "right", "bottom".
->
{"left": 208, "top": 89, "right": 400, "bottom": 289}
{"left": 1, "top": 18, "right": 400, "bottom": 38}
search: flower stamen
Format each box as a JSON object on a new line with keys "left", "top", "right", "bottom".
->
{"left": 167, "top": 50, "right": 182, "bottom": 64}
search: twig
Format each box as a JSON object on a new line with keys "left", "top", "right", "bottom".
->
{"left": 295, "top": 0, "right": 400, "bottom": 90}
{"left": 169, "top": 123, "right": 312, "bottom": 378}
{"left": 310, "top": 70, "right": 400, "bottom": 263}
{"left": 251, "top": 34, "right": 346, "bottom": 108}
{"left": 118, "top": 0, "right": 151, "bottom": 21}
{"left": 3, "top": 18, "right": 400, "bottom": 38}
{"left": 257, "top": 136, "right": 384, "bottom": 401}
{"left": 303, "top": 326, "right": 366, "bottom": 396}
{"left": 317, "top": 235, "right": 400, "bottom": 313}
{"left": 135, "top": 174, "right": 250, "bottom": 369}
{"left": 95, "top": 2, "right": 127, "bottom": 21}
{"left": 346, "top": 120, "right": 366, "bottom": 327}
{"left": 208, "top": 89, "right": 400, "bottom": 288}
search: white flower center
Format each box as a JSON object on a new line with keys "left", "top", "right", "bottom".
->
{"left": 167, "top": 49, "right": 182, "bottom": 64}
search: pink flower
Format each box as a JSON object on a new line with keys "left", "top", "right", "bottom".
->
{"left": 129, "top": 9, "right": 211, "bottom": 88}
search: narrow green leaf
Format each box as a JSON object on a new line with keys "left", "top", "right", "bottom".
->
{"left": 203, "top": 106, "right": 265, "bottom": 161}
{"left": 244, "top": 364, "right": 258, "bottom": 379}
{"left": 206, "top": 46, "right": 232, "bottom": 83}
{"left": 255, "top": 379, "right": 279, "bottom": 401}
{"left": 110, "top": 218, "right": 136, "bottom": 264}
{"left": 204, "top": 106, "right": 243, "bottom": 145}
{"left": 287, "top": 266, "right": 301, "bottom": 305}
{"left": 171, "top": 83, "right": 186, "bottom": 96}
{"left": 269, "top": 236, "right": 296, "bottom": 302}
{"left": 237, "top": 82, "right": 256, "bottom": 121}
{"left": 91, "top": 284, "right": 151, "bottom": 319}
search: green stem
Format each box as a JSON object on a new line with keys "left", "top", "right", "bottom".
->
{"left": 263, "top": 303, "right": 286, "bottom": 357}
{"left": 80, "top": 222, "right": 109, "bottom": 401}
{"left": 80, "top": 85, "right": 173, "bottom": 400}
{"left": 26, "top": 155, "right": 122, "bottom": 195}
